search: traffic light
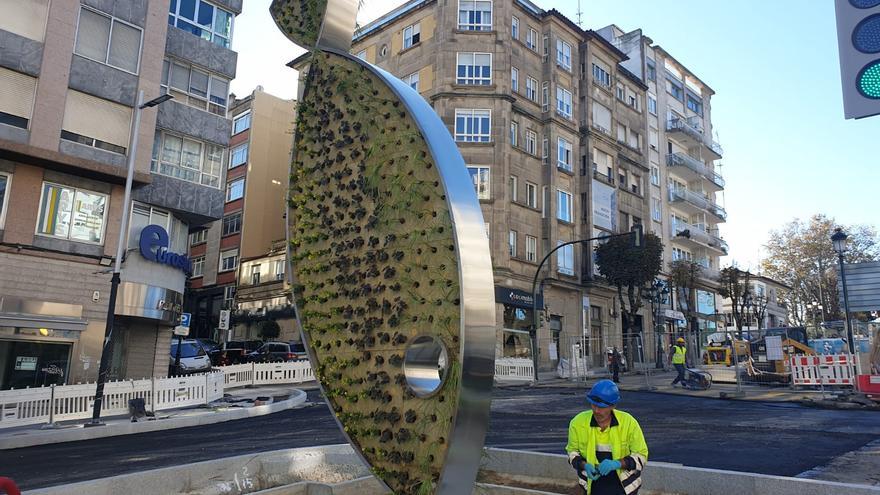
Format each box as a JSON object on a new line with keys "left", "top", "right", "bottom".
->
{"left": 835, "top": 0, "right": 880, "bottom": 119}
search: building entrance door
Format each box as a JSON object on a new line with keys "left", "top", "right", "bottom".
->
{"left": 0, "top": 339, "right": 72, "bottom": 390}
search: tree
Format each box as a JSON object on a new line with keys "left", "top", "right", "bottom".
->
{"left": 668, "top": 260, "right": 703, "bottom": 316}
{"left": 258, "top": 320, "right": 281, "bottom": 341}
{"left": 761, "top": 214, "right": 879, "bottom": 325}
{"left": 752, "top": 295, "right": 769, "bottom": 330}
{"left": 718, "top": 267, "right": 751, "bottom": 337}
{"left": 595, "top": 233, "right": 663, "bottom": 366}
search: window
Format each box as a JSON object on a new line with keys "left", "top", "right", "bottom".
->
{"left": 467, "top": 166, "right": 490, "bottom": 199}
{"left": 556, "top": 87, "right": 572, "bottom": 119}
{"left": 232, "top": 112, "right": 251, "bottom": 134}
{"left": 75, "top": 7, "right": 142, "bottom": 74}
{"left": 220, "top": 248, "right": 239, "bottom": 272}
{"left": 454, "top": 109, "right": 491, "bottom": 142}
{"left": 525, "top": 130, "right": 537, "bottom": 155}
{"left": 617, "top": 123, "right": 626, "bottom": 143}
{"left": 511, "top": 67, "right": 519, "bottom": 92}
{"left": 456, "top": 52, "right": 492, "bottom": 85}
{"left": 631, "top": 173, "right": 642, "bottom": 195}
{"left": 557, "top": 241, "right": 574, "bottom": 275}
{"left": 0, "top": 172, "right": 10, "bottom": 229}
{"left": 526, "top": 77, "right": 537, "bottom": 101}
{"left": 557, "top": 137, "right": 572, "bottom": 171}
{"left": 591, "top": 102, "right": 611, "bottom": 133}
{"left": 556, "top": 39, "right": 572, "bottom": 70}
{"left": 667, "top": 77, "right": 683, "bottom": 101}
{"left": 646, "top": 58, "right": 656, "bottom": 81}
{"left": 508, "top": 230, "right": 517, "bottom": 257}
{"left": 458, "top": 0, "right": 492, "bottom": 31}
{"left": 190, "top": 229, "right": 208, "bottom": 245}
{"left": 356, "top": 50, "right": 366, "bottom": 60}
{"left": 191, "top": 256, "right": 205, "bottom": 277}
{"left": 511, "top": 16, "right": 519, "bottom": 40}
{"left": 616, "top": 83, "right": 625, "bottom": 101}
{"left": 151, "top": 132, "right": 223, "bottom": 188}
{"left": 0, "top": 68, "right": 37, "bottom": 130}
{"left": 542, "top": 138, "right": 549, "bottom": 162}
{"left": 223, "top": 285, "right": 236, "bottom": 307}
{"left": 526, "top": 235, "right": 537, "bottom": 262}
{"left": 650, "top": 165, "right": 660, "bottom": 186}
{"left": 61, "top": 90, "right": 132, "bottom": 155}
{"left": 168, "top": 0, "right": 234, "bottom": 48}
{"left": 592, "top": 63, "right": 611, "bottom": 87}
{"left": 542, "top": 35, "right": 549, "bottom": 58}
{"left": 619, "top": 170, "right": 627, "bottom": 187}
{"left": 36, "top": 183, "right": 108, "bottom": 244}
{"left": 403, "top": 23, "right": 420, "bottom": 49}
{"left": 380, "top": 44, "right": 388, "bottom": 57}
{"left": 251, "top": 264, "right": 261, "bottom": 285}
{"left": 526, "top": 28, "right": 537, "bottom": 50}
{"left": 222, "top": 212, "right": 242, "bottom": 236}
{"left": 627, "top": 128, "right": 640, "bottom": 150}
{"left": 128, "top": 202, "right": 177, "bottom": 250}
{"left": 686, "top": 94, "right": 703, "bottom": 115}
{"left": 229, "top": 143, "right": 248, "bottom": 168}
{"left": 541, "top": 185, "right": 548, "bottom": 218}
{"left": 509, "top": 175, "right": 517, "bottom": 201}
{"left": 510, "top": 121, "right": 518, "bottom": 146}
{"left": 647, "top": 94, "right": 657, "bottom": 115}
{"left": 161, "top": 58, "right": 229, "bottom": 116}
{"left": 526, "top": 182, "right": 537, "bottom": 208}
{"left": 557, "top": 189, "right": 572, "bottom": 222}
{"left": 0, "top": 0, "right": 49, "bottom": 42}
{"left": 226, "top": 178, "right": 244, "bottom": 202}
{"left": 389, "top": 70, "right": 410, "bottom": 92}
{"left": 541, "top": 82, "right": 549, "bottom": 112}
{"left": 652, "top": 197, "right": 662, "bottom": 222}
{"left": 274, "top": 260, "right": 285, "bottom": 280}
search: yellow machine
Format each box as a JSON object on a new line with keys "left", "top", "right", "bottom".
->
{"left": 703, "top": 340, "right": 750, "bottom": 366}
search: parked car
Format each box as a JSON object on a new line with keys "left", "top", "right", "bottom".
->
{"left": 196, "top": 338, "right": 223, "bottom": 365}
{"left": 288, "top": 341, "right": 308, "bottom": 361}
{"left": 217, "top": 340, "right": 263, "bottom": 365}
{"left": 169, "top": 340, "right": 212, "bottom": 375}
{"left": 246, "top": 342, "right": 304, "bottom": 363}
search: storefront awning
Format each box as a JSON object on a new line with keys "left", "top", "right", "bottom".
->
{"left": 0, "top": 296, "right": 87, "bottom": 331}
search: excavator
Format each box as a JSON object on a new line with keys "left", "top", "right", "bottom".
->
{"left": 703, "top": 327, "right": 815, "bottom": 384}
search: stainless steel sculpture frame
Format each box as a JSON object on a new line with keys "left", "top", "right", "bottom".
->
{"left": 281, "top": 0, "right": 497, "bottom": 492}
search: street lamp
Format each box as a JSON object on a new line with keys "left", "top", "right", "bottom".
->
{"left": 831, "top": 228, "right": 856, "bottom": 355}
{"left": 87, "top": 91, "right": 174, "bottom": 426}
{"left": 648, "top": 280, "right": 669, "bottom": 369}
{"left": 529, "top": 226, "right": 643, "bottom": 382}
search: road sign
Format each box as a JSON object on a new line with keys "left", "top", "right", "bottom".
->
{"left": 835, "top": 0, "right": 880, "bottom": 119}
{"left": 219, "top": 310, "right": 231, "bottom": 330}
{"left": 839, "top": 261, "right": 880, "bottom": 311}
{"left": 180, "top": 312, "right": 191, "bottom": 328}
{"left": 173, "top": 326, "right": 190, "bottom": 336}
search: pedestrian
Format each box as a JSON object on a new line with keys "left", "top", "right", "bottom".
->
{"left": 566, "top": 379, "right": 648, "bottom": 494}
{"left": 609, "top": 347, "right": 621, "bottom": 383}
{"left": 670, "top": 337, "right": 687, "bottom": 387}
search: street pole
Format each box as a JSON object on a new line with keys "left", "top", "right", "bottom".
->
{"left": 837, "top": 252, "right": 856, "bottom": 355}
{"left": 88, "top": 91, "right": 172, "bottom": 425}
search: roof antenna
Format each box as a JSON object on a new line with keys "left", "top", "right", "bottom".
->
{"left": 576, "top": 0, "right": 583, "bottom": 28}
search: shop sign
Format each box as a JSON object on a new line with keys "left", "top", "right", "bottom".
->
{"left": 495, "top": 287, "right": 543, "bottom": 309}
{"left": 139, "top": 225, "right": 192, "bottom": 274}
{"left": 14, "top": 356, "right": 37, "bottom": 371}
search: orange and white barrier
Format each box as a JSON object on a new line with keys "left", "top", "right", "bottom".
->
{"left": 790, "top": 354, "right": 858, "bottom": 387}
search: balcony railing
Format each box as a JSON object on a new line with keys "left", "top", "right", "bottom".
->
{"left": 707, "top": 202, "right": 727, "bottom": 221}
{"left": 707, "top": 139, "right": 724, "bottom": 157}
{"left": 669, "top": 186, "right": 727, "bottom": 221}
{"left": 708, "top": 233, "right": 729, "bottom": 254}
{"left": 592, "top": 169, "right": 614, "bottom": 185}
{"left": 671, "top": 220, "right": 710, "bottom": 244}
{"left": 666, "top": 153, "right": 725, "bottom": 189}
{"left": 667, "top": 117, "right": 703, "bottom": 142}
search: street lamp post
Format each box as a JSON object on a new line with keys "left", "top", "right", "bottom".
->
{"left": 831, "top": 228, "right": 856, "bottom": 355}
{"left": 87, "top": 91, "right": 173, "bottom": 426}
{"left": 529, "top": 227, "right": 642, "bottom": 382}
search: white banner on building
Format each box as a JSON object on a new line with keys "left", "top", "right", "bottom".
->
{"left": 591, "top": 179, "right": 617, "bottom": 231}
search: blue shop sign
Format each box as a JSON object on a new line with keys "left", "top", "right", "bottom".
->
{"left": 139, "top": 225, "right": 192, "bottom": 274}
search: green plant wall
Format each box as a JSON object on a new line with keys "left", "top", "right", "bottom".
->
{"left": 288, "top": 51, "right": 463, "bottom": 495}
{"left": 270, "top": 0, "right": 328, "bottom": 48}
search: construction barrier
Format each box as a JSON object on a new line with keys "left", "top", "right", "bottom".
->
{"left": 495, "top": 358, "right": 534, "bottom": 382}
{"left": 790, "top": 354, "right": 857, "bottom": 386}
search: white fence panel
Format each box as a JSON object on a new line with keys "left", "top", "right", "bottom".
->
{"left": 0, "top": 387, "right": 52, "bottom": 428}
{"left": 222, "top": 363, "right": 254, "bottom": 389}
{"left": 154, "top": 374, "right": 210, "bottom": 410}
{"left": 495, "top": 358, "right": 534, "bottom": 382}
{"left": 100, "top": 380, "right": 153, "bottom": 418}
{"left": 252, "top": 361, "right": 312, "bottom": 386}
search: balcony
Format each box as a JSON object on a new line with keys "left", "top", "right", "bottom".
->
{"left": 706, "top": 138, "right": 723, "bottom": 159}
{"left": 671, "top": 221, "right": 728, "bottom": 256}
{"left": 694, "top": 259, "right": 720, "bottom": 282}
{"left": 708, "top": 232, "right": 729, "bottom": 255}
{"left": 666, "top": 117, "right": 704, "bottom": 148}
{"left": 592, "top": 169, "right": 614, "bottom": 185}
{"left": 666, "top": 153, "right": 725, "bottom": 191}
{"left": 707, "top": 202, "right": 727, "bottom": 222}
{"left": 668, "top": 186, "right": 727, "bottom": 222}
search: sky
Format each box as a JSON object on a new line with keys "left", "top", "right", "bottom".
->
{"left": 230, "top": 0, "right": 880, "bottom": 271}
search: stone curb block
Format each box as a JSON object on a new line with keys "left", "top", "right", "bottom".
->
{"left": 0, "top": 389, "right": 308, "bottom": 451}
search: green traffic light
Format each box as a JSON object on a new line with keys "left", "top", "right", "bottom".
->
{"left": 858, "top": 60, "right": 880, "bottom": 98}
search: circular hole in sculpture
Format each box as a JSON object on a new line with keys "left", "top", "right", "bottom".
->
{"left": 403, "top": 335, "right": 449, "bottom": 397}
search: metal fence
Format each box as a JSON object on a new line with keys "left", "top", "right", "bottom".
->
{"left": 0, "top": 361, "right": 313, "bottom": 430}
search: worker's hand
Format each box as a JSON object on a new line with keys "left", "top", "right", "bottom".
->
{"left": 598, "top": 459, "right": 622, "bottom": 476}
{"left": 578, "top": 464, "right": 600, "bottom": 481}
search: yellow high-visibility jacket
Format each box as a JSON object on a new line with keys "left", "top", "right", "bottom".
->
{"left": 566, "top": 409, "right": 648, "bottom": 494}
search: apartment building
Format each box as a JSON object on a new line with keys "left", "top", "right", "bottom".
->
{"left": 597, "top": 25, "right": 729, "bottom": 346}
{"left": 185, "top": 88, "right": 296, "bottom": 342}
{"left": 0, "top": 0, "right": 240, "bottom": 389}
{"left": 348, "top": 0, "right": 656, "bottom": 372}
{"left": 720, "top": 275, "right": 791, "bottom": 334}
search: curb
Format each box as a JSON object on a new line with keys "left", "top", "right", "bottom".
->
{"left": 0, "top": 389, "right": 308, "bottom": 450}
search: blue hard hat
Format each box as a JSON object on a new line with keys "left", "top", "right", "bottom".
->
{"left": 586, "top": 379, "right": 620, "bottom": 407}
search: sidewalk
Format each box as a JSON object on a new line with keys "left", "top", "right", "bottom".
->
{"left": 0, "top": 382, "right": 319, "bottom": 450}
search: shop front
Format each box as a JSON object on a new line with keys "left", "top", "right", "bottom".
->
{"left": 495, "top": 286, "right": 541, "bottom": 360}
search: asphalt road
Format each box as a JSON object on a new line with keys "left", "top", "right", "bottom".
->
{"left": 3, "top": 388, "right": 879, "bottom": 491}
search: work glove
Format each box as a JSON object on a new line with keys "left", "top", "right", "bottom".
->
{"left": 578, "top": 464, "right": 600, "bottom": 482}
{"left": 598, "top": 459, "right": 622, "bottom": 476}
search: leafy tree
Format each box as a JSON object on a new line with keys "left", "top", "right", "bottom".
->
{"left": 761, "top": 214, "right": 879, "bottom": 325}
{"left": 668, "top": 260, "right": 703, "bottom": 316}
{"left": 595, "top": 233, "right": 663, "bottom": 364}
{"left": 258, "top": 320, "right": 282, "bottom": 341}
{"left": 718, "top": 267, "right": 751, "bottom": 336}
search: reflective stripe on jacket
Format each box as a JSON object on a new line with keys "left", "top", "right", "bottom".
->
{"left": 566, "top": 409, "right": 648, "bottom": 494}
{"left": 672, "top": 345, "right": 686, "bottom": 365}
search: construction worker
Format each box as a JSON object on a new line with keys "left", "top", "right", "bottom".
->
{"left": 670, "top": 337, "right": 687, "bottom": 387}
{"left": 566, "top": 380, "right": 648, "bottom": 494}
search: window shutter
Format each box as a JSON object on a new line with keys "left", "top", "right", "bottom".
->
{"left": 0, "top": 0, "right": 49, "bottom": 42}
{"left": 108, "top": 21, "right": 141, "bottom": 73}
{"left": 62, "top": 90, "right": 132, "bottom": 148}
{"left": 75, "top": 9, "right": 110, "bottom": 62}
{"left": 0, "top": 68, "right": 37, "bottom": 119}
